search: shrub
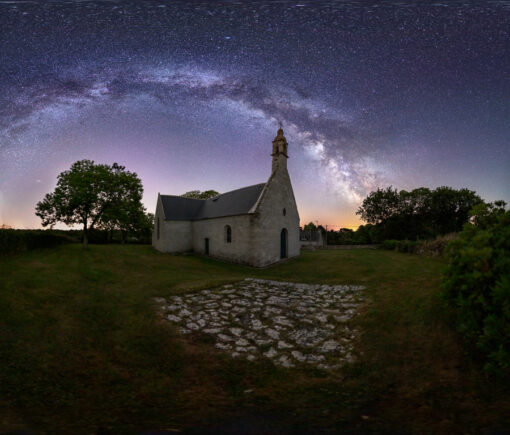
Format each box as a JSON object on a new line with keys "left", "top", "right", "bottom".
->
{"left": 415, "top": 233, "right": 457, "bottom": 256}
{"left": 399, "top": 240, "right": 418, "bottom": 253}
{"left": 380, "top": 240, "right": 398, "bottom": 251}
{"left": 381, "top": 234, "right": 457, "bottom": 256}
{"left": 442, "top": 202, "right": 510, "bottom": 374}
{"left": 380, "top": 239, "right": 417, "bottom": 253}
{"left": 0, "top": 229, "right": 72, "bottom": 255}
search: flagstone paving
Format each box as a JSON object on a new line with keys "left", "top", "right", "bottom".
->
{"left": 155, "top": 278, "right": 365, "bottom": 370}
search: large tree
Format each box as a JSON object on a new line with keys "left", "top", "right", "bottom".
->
{"left": 95, "top": 163, "right": 146, "bottom": 242}
{"left": 356, "top": 186, "right": 400, "bottom": 225}
{"left": 36, "top": 160, "right": 146, "bottom": 247}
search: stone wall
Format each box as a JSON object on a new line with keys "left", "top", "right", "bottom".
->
{"left": 192, "top": 214, "right": 254, "bottom": 264}
{"left": 152, "top": 196, "right": 193, "bottom": 253}
{"left": 250, "top": 166, "right": 301, "bottom": 267}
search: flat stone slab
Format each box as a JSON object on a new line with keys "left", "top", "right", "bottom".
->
{"left": 157, "top": 278, "right": 365, "bottom": 370}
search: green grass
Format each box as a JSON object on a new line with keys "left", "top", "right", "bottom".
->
{"left": 0, "top": 245, "right": 508, "bottom": 434}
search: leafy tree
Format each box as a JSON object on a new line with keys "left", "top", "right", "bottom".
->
{"left": 469, "top": 200, "right": 507, "bottom": 228}
{"left": 356, "top": 186, "right": 400, "bottom": 225}
{"left": 181, "top": 190, "right": 219, "bottom": 199}
{"left": 442, "top": 201, "right": 509, "bottom": 374}
{"left": 134, "top": 212, "right": 154, "bottom": 243}
{"left": 335, "top": 228, "right": 354, "bottom": 244}
{"left": 357, "top": 185, "right": 483, "bottom": 240}
{"left": 36, "top": 160, "right": 146, "bottom": 248}
{"left": 303, "top": 222, "right": 317, "bottom": 231}
{"left": 96, "top": 163, "right": 146, "bottom": 242}
{"left": 428, "top": 187, "right": 482, "bottom": 234}
{"left": 354, "top": 224, "right": 380, "bottom": 244}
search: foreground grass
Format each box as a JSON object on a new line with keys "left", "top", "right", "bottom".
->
{"left": 0, "top": 245, "right": 508, "bottom": 434}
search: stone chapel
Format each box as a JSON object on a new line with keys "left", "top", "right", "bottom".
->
{"left": 152, "top": 128, "right": 300, "bottom": 267}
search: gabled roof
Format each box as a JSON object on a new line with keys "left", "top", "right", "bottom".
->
{"left": 159, "top": 195, "right": 204, "bottom": 220}
{"left": 160, "top": 183, "right": 266, "bottom": 221}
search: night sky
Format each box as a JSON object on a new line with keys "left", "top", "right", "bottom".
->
{"left": 1, "top": 1, "right": 509, "bottom": 230}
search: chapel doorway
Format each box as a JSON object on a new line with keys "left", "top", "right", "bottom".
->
{"left": 280, "top": 228, "right": 288, "bottom": 259}
{"left": 205, "top": 238, "right": 209, "bottom": 255}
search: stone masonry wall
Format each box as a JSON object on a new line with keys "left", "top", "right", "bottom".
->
{"left": 152, "top": 197, "right": 193, "bottom": 253}
{"left": 250, "top": 166, "right": 301, "bottom": 267}
{"left": 192, "top": 214, "right": 254, "bottom": 264}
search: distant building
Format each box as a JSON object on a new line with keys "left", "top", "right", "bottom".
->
{"left": 152, "top": 128, "right": 300, "bottom": 267}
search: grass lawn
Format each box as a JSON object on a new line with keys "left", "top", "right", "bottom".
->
{"left": 0, "top": 245, "right": 508, "bottom": 434}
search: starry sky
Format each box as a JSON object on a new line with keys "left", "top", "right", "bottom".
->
{"left": 1, "top": 0, "right": 509, "bottom": 230}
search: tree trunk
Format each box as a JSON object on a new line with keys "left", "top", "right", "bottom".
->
{"left": 83, "top": 221, "right": 88, "bottom": 249}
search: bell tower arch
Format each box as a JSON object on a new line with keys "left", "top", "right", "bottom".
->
{"left": 271, "top": 127, "right": 288, "bottom": 172}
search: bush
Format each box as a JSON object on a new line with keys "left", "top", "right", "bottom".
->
{"left": 0, "top": 229, "right": 72, "bottom": 255}
{"left": 442, "top": 202, "right": 510, "bottom": 374}
{"left": 415, "top": 233, "right": 457, "bottom": 256}
{"left": 381, "top": 234, "right": 457, "bottom": 256}
{"left": 380, "top": 239, "right": 417, "bottom": 253}
{"left": 399, "top": 240, "right": 418, "bottom": 253}
{"left": 380, "top": 240, "right": 398, "bottom": 251}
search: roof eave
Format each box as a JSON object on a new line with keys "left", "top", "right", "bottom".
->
{"left": 248, "top": 174, "right": 273, "bottom": 214}
{"left": 165, "top": 212, "right": 255, "bottom": 222}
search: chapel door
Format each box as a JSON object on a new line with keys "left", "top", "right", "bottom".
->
{"left": 280, "top": 229, "right": 288, "bottom": 259}
{"left": 205, "top": 238, "right": 209, "bottom": 255}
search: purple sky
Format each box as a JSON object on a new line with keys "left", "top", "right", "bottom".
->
{"left": 1, "top": 1, "right": 509, "bottom": 230}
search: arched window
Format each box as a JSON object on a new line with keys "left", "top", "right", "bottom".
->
{"left": 156, "top": 217, "right": 160, "bottom": 240}
{"left": 225, "top": 225, "right": 232, "bottom": 243}
{"left": 283, "top": 208, "right": 286, "bottom": 216}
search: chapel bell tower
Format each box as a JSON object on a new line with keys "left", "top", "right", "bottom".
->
{"left": 271, "top": 127, "right": 288, "bottom": 172}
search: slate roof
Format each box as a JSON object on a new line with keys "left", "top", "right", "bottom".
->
{"left": 159, "top": 196, "right": 204, "bottom": 221}
{"left": 160, "top": 183, "right": 266, "bottom": 221}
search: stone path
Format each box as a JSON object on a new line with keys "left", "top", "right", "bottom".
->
{"left": 155, "top": 278, "right": 365, "bottom": 370}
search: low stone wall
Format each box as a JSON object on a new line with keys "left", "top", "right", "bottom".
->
{"left": 323, "top": 244, "right": 379, "bottom": 250}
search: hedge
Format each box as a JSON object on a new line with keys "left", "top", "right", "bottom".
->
{"left": 0, "top": 230, "right": 73, "bottom": 255}
{"left": 380, "top": 234, "right": 457, "bottom": 256}
{"left": 380, "top": 239, "right": 418, "bottom": 253}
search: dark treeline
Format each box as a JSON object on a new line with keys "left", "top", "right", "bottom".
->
{"left": 322, "top": 185, "right": 484, "bottom": 245}
{"left": 0, "top": 229, "right": 72, "bottom": 255}
{"left": 301, "top": 221, "right": 380, "bottom": 245}
{"left": 325, "top": 226, "right": 379, "bottom": 245}
{"left": 54, "top": 228, "right": 153, "bottom": 245}
{"left": 0, "top": 227, "right": 153, "bottom": 256}
{"left": 356, "top": 186, "right": 482, "bottom": 240}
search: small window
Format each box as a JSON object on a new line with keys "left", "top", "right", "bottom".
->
{"left": 156, "top": 217, "right": 160, "bottom": 240}
{"left": 225, "top": 225, "right": 232, "bottom": 243}
{"left": 283, "top": 208, "right": 286, "bottom": 216}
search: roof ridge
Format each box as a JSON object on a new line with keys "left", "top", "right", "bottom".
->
{"left": 208, "top": 182, "right": 266, "bottom": 199}
{"left": 160, "top": 182, "right": 266, "bottom": 201}
{"left": 160, "top": 194, "right": 205, "bottom": 201}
